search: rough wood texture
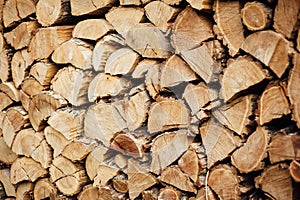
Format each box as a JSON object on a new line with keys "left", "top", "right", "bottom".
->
{"left": 0, "top": 169, "right": 16, "bottom": 197}
{"left": 30, "top": 61, "right": 59, "bottom": 86}
{"left": 34, "top": 178, "right": 58, "bottom": 200}
{"left": 70, "top": 0, "right": 116, "bottom": 16}
{"left": 16, "top": 182, "right": 33, "bottom": 200}
{"left": 290, "top": 160, "right": 300, "bottom": 182}
{"left": 0, "top": 137, "right": 18, "bottom": 164}
{"left": 178, "top": 148, "right": 199, "bottom": 183}
{"left": 187, "top": 0, "right": 212, "bottom": 11}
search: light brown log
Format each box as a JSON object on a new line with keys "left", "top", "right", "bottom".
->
{"left": 268, "top": 133, "right": 300, "bottom": 163}
{"left": 132, "top": 59, "right": 158, "bottom": 79}
{"left": 150, "top": 131, "right": 188, "bottom": 174}
{"left": 273, "top": 0, "right": 300, "bottom": 39}
{"left": 181, "top": 44, "right": 216, "bottom": 83}
{"left": 127, "top": 159, "right": 157, "bottom": 199}
{"left": 0, "top": 137, "right": 18, "bottom": 164}
{"left": 241, "top": 30, "right": 290, "bottom": 78}
{"left": 34, "top": 178, "right": 58, "bottom": 200}
{"left": 10, "top": 157, "right": 47, "bottom": 184}
{"left": 120, "top": 0, "right": 141, "bottom": 5}
{"left": 161, "top": 0, "right": 181, "bottom": 5}
{"left": 114, "top": 154, "right": 128, "bottom": 169}
{"left": 4, "top": 21, "right": 38, "bottom": 50}
{"left": 0, "top": 47, "right": 10, "bottom": 83}
{"left": 145, "top": 1, "right": 179, "bottom": 32}
{"left": 161, "top": 55, "right": 197, "bottom": 88}
{"left": 3, "top": 0, "right": 35, "bottom": 28}
{"left": 105, "top": 47, "right": 140, "bottom": 75}
{"left": 62, "top": 139, "right": 96, "bottom": 162}
{"left": 0, "top": 82, "right": 20, "bottom": 102}
{"left": 29, "top": 26, "right": 73, "bottom": 61}
{"left": 16, "top": 182, "right": 33, "bottom": 200}
{"left": 28, "top": 91, "right": 68, "bottom": 131}
{"left": 255, "top": 164, "right": 292, "bottom": 199}
{"left": 0, "top": 169, "right": 16, "bottom": 197}
{"left": 78, "top": 185, "right": 103, "bottom": 200}
{"left": 19, "top": 90, "right": 30, "bottom": 111}
{"left": 158, "top": 187, "right": 179, "bottom": 200}
{"left": 231, "top": 126, "right": 268, "bottom": 173}
{"left": 259, "top": 85, "right": 290, "bottom": 125}
{"left": 125, "top": 23, "right": 172, "bottom": 59}
{"left": 186, "top": 0, "right": 213, "bottom": 11}
{"left": 142, "top": 189, "right": 159, "bottom": 200}
{"left": 30, "top": 61, "right": 59, "bottom": 86}
{"left": 214, "top": 0, "right": 245, "bottom": 56}
{"left": 88, "top": 73, "right": 130, "bottom": 102}
{"left": 36, "top": 0, "right": 70, "bottom": 26}
{"left": 0, "top": 93, "right": 13, "bottom": 111}
{"left": 171, "top": 6, "right": 213, "bottom": 53}
{"left": 70, "top": 0, "right": 116, "bottom": 16}
{"left": 213, "top": 95, "right": 256, "bottom": 136}
{"left": 288, "top": 53, "right": 300, "bottom": 128}
{"left": 297, "top": 32, "right": 300, "bottom": 52}
{"left": 0, "top": 0, "right": 4, "bottom": 31}
{"left": 178, "top": 148, "right": 199, "bottom": 183}
{"left": 51, "top": 67, "right": 92, "bottom": 106}
{"left": 241, "top": 2, "right": 272, "bottom": 31}
{"left": 148, "top": 98, "right": 190, "bottom": 133}
{"left": 290, "top": 160, "right": 300, "bottom": 183}
{"left": 73, "top": 19, "right": 113, "bottom": 41}
{"left": 49, "top": 156, "right": 88, "bottom": 196}
{"left": 160, "top": 166, "right": 196, "bottom": 193}
{"left": 93, "top": 165, "right": 119, "bottom": 187}
{"left": 106, "top": 7, "right": 144, "bottom": 37}
{"left": 200, "top": 122, "right": 238, "bottom": 168}
{"left": 208, "top": 165, "right": 240, "bottom": 199}
{"left": 194, "top": 186, "right": 217, "bottom": 200}
{"left": 21, "top": 78, "right": 45, "bottom": 98}
{"left": 112, "top": 176, "right": 128, "bottom": 194}
{"left": 145, "top": 63, "right": 164, "bottom": 99}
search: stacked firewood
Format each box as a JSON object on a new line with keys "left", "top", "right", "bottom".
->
{"left": 0, "top": 0, "right": 299, "bottom": 199}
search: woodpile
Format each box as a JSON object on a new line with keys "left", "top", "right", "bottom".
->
{"left": 0, "top": 0, "right": 299, "bottom": 199}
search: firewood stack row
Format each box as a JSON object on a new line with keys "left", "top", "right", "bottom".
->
{"left": 0, "top": 0, "right": 299, "bottom": 199}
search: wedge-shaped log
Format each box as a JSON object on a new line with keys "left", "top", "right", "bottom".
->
{"left": 70, "top": 0, "right": 116, "bottom": 16}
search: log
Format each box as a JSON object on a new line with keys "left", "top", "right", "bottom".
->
{"left": 52, "top": 39, "right": 93, "bottom": 70}
{"left": 36, "top": 0, "right": 70, "bottom": 26}
{"left": 78, "top": 185, "right": 101, "bottom": 200}
{"left": 186, "top": 0, "right": 213, "bottom": 11}
{"left": 148, "top": 98, "right": 190, "bottom": 133}
{"left": 150, "top": 131, "right": 188, "bottom": 174}
{"left": 132, "top": 60, "right": 158, "bottom": 79}
{"left": 61, "top": 139, "right": 96, "bottom": 162}
{"left": 34, "top": 178, "right": 58, "bottom": 200}
{"left": 259, "top": 85, "right": 290, "bottom": 125}
{"left": 145, "top": 63, "right": 164, "bottom": 99}
{"left": 73, "top": 19, "right": 114, "bottom": 41}
{"left": 297, "top": 32, "right": 300, "bottom": 52}
{"left": 16, "top": 182, "right": 33, "bottom": 200}
{"left": 21, "top": 78, "right": 45, "bottom": 99}
{"left": 0, "top": 46, "right": 10, "bottom": 83}
{"left": 30, "top": 61, "right": 59, "bottom": 86}
{"left": 0, "top": 93, "right": 13, "bottom": 112}
{"left": 178, "top": 148, "right": 199, "bottom": 183}
{"left": 241, "top": 30, "right": 290, "bottom": 78}
{"left": 290, "top": 160, "right": 300, "bottom": 183}
{"left": 0, "top": 137, "right": 18, "bottom": 164}
{"left": 0, "top": 169, "right": 16, "bottom": 197}
{"left": 51, "top": 67, "right": 92, "bottom": 106}
{"left": 70, "top": 0, "right": 116, "bottom": 16}
{"left": 160, "top": 166, "right": 196, "bottom": 193}
{"left": 0, "top": 82, "right": 20, "bottom": 102}
{"left": 112, "top": 176, "right": 128, "bottom": 194}
{"left": 268, "top": 133, "right": 300, "bottom": 163}
{"left": 3, "top": 0, "right": 35, "bottom": 28}
{"left": 273, "top": 0, "right": 300, "bottom": 39}
{"left": 255, "top": 164, "right": 293, "bottom": 199}
{"left": 49, "top": 156, "right": 88, "bottom": 196}
{"left": 10, "top": 157, "right": 47, "bottom": 184}
{"left": 171, "top": 6, "right": 213, "bottom": 53}
{"left": 241, "top": 2, "right": 272, "bottom": 31}
{"left": 221, "top": 57, "right": 266, "bottom": 102}
{"left": 161, "top": 0, "right": 181, "bottom": 5}
{"left": 214, "top": 0, "right": 245, "bottom": 56}
{"left": 194, "top": 186, "right": 217, "bottom": 200}
{"left": 93, "top": 165, "right": 119, "bottom": 187}
{"left": 19, "top": 90, "right": 31, "bottom": 112}
{"left": 144, "top": 1, "right": 179, "bottom": 32}
{"left": 158, "top": 187, "right": 180, "bottom": 200}
{"left": 4, "top": 21, "right": 38, "bottom": 50}
{"left": 120, "top": 0, "right": 141, "bottom": 6}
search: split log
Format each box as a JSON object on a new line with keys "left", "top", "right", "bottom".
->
{"left": 73, "top": 19, "right": 114, "bottom": 41}
{"left": 10, "top": 157, "right": 47, "bottom": 184}
{"left": 171, "top": 6, "right": 213, "bottom": 53}
{"left": 268, "top": 133, "right": 300, "bottom": 163}
{"left": 28, "top": 26, "right": 73, "bottom": 61}
{"left": 120, "top": 0, "right": 141, "bottom": 5}
{"left": 241, "top": 2, "right": 272, "bottom": 31}
{"left": 0, "top": 169, "right": 16, "bottom": 197}
{"left": 3, "top": 0, "right": 36, "bottom": 28}
{"left": 78, "top": 185, "right": 101, "bottom": 200}
{"left": 178, "top": 148, "right": 199, "bottom": 183}
{"left": 106, "top": 7, "right": 144, "bottom": 37}
{"left": 200, "top": 122, "right": 238, "bottom": 168}
{"left": 194, "top": 186, "right": 217, "bottom": 200}
{"left": 16, "top": 182, "right": 33, "bottom": 200}
{"left": 127, "top": 159, "right": 157, "bottom": 199}
{"left": 30, "top": 61, "right": 59, "bottom": 86}
{"left": 288, "top": 53, "right": 300, "bottom": 128}
{"left": 144, "top": 1, "right": 179, "bottom": 32}
{"left": 0, "top": 93, "right": 13, "bottom": 111}
{"left": 273, "top": 0, "right": 300, "bottom": 39}
{"left": 158, "top": 187, "right": 180, "bottom": 200}
{"left": 181, "top": 44, "right": 216, "bottom": 83}
{"left": 52, "top": 39, "right": 92, "bottom": 70}
{"left": 84, "top": 102, "right": 127, "bottom": 147}
{"left": 0, "top": 137, "right": 18, "bottom": 164}
{"left": 51, "top": 67, "right": 92, "bottom": 106}
{"left": 161, "top": 0, "right": 181, "bottom": 5}
{"left": 142, "top": 189, "right": 159, "bottom": 200}
{"left": 112, "top": 176, "right": 128, "bottom": 194}
{"left": 145, "top": 64, "right": 164, "bottom": 99}
{"left": 161, "top": 55, "right": 197, "bottom": 88}
{"left": 214, "top": 0, "right": 245, "bottom": 56}
{"left": 259, "top": 85, "right": 290, "bottom": 125}
{"left": 241, "top": 30, "right": 290, "bottom": 78}
{"left": 231, "top": 126, "right": 268, "bottom": 173}
{"left": 150, "top": 131, "right": 189, "bottom": 174}
{"left": 213, "top": 95, "right": 256, "bottom": 136}
{"left": 221, "top": 57, "right": 266, "bottom": 102}
{"left": 160, "top": 166, "right": 195, "bottom": 193}
{"left": 255, "top": 164, "right": 293, "bottom": 199}
{"left": 62, "top": 139, "right": 96, "bottom": 162}
{"left": 88, "top": 73, "right": 130, "bottom": 102}
{"left": 186, "top": 0, "right": 213, "bottom": 11}
{"left": 34, "top": 178, "right": 58, "bottom": 200}
{"left": 0, "top": 46, "right": 10, "bottom": 83}
{"left": 208, "top": 165, "right": 240, "bottom": 199}
{"left": 0, "top": 82, "right": 20, "bottom": 102}
{"left": 93, "top": 165, "right": 119, "bottom": 187}
{"left": 148, "top": 98, "right": 190, "bottom": 133}
{"left": 21, "top": 78, "right": 44, "bottom": 98}
{"left": 297, "top": 32, "right": 300, "bottom": 52}
{"left": 20, "top": 90, "right": 30, "bottom": 112}
{"left": 70, "top": 0, "right": 116, "bottom": 16}
{"left": 125, "top": 23, "right": 172, "bottom": 59}
{"left": 4, "top": 21, "right": 38, "bottom": 50}
{"left": 49, "top": 156, "right": 88, "bottom": 196}
{"left": 132, "top": 59, "right": 157, "bottom": 79}
{"left": 36, "top": 0, "right": 70, "bottom": 26}
{"left": 290, "top": 160, "right": 300, "bottom": 182}
{"left": 28, "top": 91, "right": 68, "bottom": 131}
{"left": 105, "top": 47, "right": 140, "bottom": 75}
